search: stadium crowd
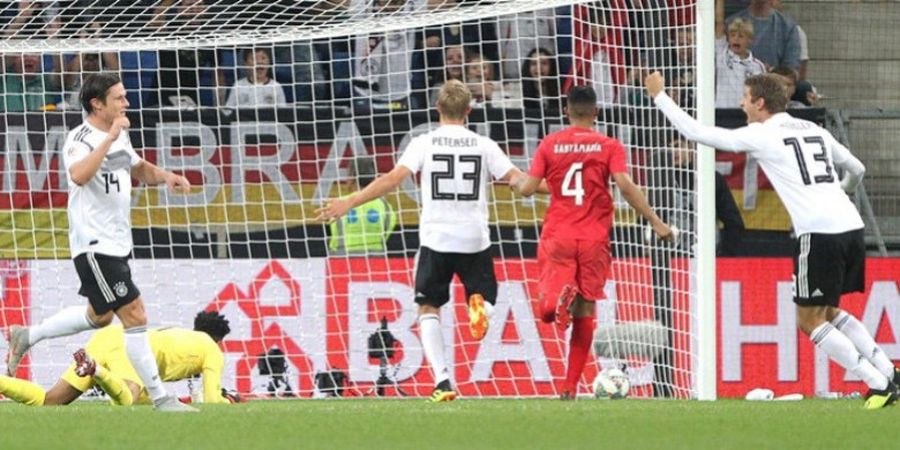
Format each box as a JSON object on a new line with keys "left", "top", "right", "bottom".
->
{"left": 0, "top": 0, "right": 818, "bottom": 113}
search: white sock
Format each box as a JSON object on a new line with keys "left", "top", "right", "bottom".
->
{"left": 483, "top": 302, "right": 495, "bottom": 318}
{"left": 419, "top": 313, "right": 449, "bottom": 385}
{"left": 832, "top": 310, "right": 896, "bottom": 378}
{"left": 124, "top": 326, "right": 167, "bottom": 402}
{"left": 28, "top": 306, "right": 98, "bottom": 346}
{"left": 811, "top": 322, "right": 888, "bottom": 390}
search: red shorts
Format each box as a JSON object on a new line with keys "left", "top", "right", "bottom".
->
{"left": 538, "top": 238, "right": 611, "bottom": 304}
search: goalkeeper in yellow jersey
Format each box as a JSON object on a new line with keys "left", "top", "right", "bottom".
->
{"left": 0, "top": 311, "right": 237, "bottom": 407}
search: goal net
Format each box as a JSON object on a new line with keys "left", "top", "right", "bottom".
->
{"left": 0, "top": 0, "right": 711, "bottom": 400}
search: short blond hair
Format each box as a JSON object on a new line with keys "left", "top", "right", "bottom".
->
{"left": 727, "top": 18, "right": 754, "bottom": 38}
{"left": 437, "top": 79, "right": 471, "bottom": 120}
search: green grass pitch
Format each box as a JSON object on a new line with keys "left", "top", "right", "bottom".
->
{"left": 0, "top": 398, "right": 894, "bottom": 450}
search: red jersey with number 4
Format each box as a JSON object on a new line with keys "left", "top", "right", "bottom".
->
{"left": 529, "top": 126, "right": 627, "bottom": 241}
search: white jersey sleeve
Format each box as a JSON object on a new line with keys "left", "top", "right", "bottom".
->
{"left": 124, "top": 139, "right": 142, "bottom": 167}
{"left": 828, "top": 133, "right": 865, "bottom": 193}
{"left": 397, "top": 135, "right": 426, "bottom": 174}
{"left": 484, "top": 138, "right": 516, "bottom": 180}
{"left": 63, "top": 139, "right": 92, "bottom": 170}
{"left": 654, "top": 92, "right": 763, "bottom": 154}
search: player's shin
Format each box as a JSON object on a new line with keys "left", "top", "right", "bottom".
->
{"left": 0, "top": 376, "right": 46, "bottom": 406}
{"left": 811, "top": 322, "right": 889, "bottom": 390}
{"left": 93, "top": 366, "right": 134, "bottom": 406}
{"left": 124, "top": 326, "right": 168, "bottom": 402}
{"left": 831, "top": 310, "right": 896, "bottom": 378}
{"left": 418, "top": 313, "right": 450, "bottom": 385}
{"left": 563, "top": 316, "right": 595, "bottom": 396}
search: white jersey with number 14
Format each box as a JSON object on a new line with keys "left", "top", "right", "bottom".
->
{"left": 62, "top": 122, "right": 142, "bottom": 258}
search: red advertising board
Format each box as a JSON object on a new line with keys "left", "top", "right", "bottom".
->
{"left": 3, "top": 258, "right": 898, "bottom": 398}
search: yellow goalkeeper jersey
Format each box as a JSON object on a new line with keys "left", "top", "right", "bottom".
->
{"left": 83, "top": 325, "right": 228, "bottom": 404}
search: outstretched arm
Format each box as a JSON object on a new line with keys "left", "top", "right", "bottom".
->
{"left": 612, "top": 172, "right": 674, "bottom": 241}
{"left": 645, "top": 71, "right": 755, "bottom": 152}
{"left": 506, "top": 168, "right": 549, "bottom": 196}
{"left": 316, "top": 165, "right": 413, "bottom": 222}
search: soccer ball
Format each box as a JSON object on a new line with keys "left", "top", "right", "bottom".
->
{"left": 592, "top": 368, "right": 630, "bottom": 399}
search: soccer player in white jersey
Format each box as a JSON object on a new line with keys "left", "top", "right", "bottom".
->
{"left": 5, "top": 73, "right": 196, "bottom": 412}
{"left": 645, "top": 71, "right": 899, "bottom": 409}
{"left": 317, "top": 80, "right": 529, "bottom": 402}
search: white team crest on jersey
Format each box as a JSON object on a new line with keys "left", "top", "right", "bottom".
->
{"left": 114, "top": 281, "right": 128, "bottom": 298}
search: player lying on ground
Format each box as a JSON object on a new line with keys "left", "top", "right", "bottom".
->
{"left": 0, "top": 311, "right": 237, "bottom": 406}
{"left": 645, "top": 71, "right": 900, "bottom": 409}
{"left": 511, "top": 86, "right": 673, "bottom": 399}
{"left": 316, "top": 80, "right": 539, "bottom": 402}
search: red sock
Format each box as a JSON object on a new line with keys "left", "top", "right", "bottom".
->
{"left": 564, "top": 316, "right": 594, "bottom": 393}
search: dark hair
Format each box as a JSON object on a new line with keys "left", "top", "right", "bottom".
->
{"left": 566, "top": 85, "right": 597, "bottom": 118}
{"left": 521, "top": 48, "right": 560, "bottom": 111}
{"left": 194, "top": 310, "right": 231, "bottom": 343}
{"left": 744, "top": 74, "right": 788, "bottom": 114}
{"left": 769, "top": 66, "right": 797, "bottom": 83}
{"left": 79, "top": 72, "right": 122, "bottom": 113}
{"left": 792, "top": 80, "right": 816, "bottom": 106}
{"left": 349, "top": 157, "right": 377, "bottom": 188}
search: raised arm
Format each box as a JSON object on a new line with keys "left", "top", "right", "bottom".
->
{"left": 316, "top": 165, "right": 413, "bottom": 222}
{"left": 715, "top": 0, "right": 725, "bottom": 39}
{"left": 612, "top": 171, "right": 674, "bottom": 241}
{"left": 68, "top": 117, "right": 129, "bottom": 186}
{"left": 645, "top": 71, "right": 755, "bottom": 152}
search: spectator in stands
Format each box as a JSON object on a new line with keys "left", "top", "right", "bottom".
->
{"left": 771, "top": 0, "right": 808, "bottom": 79}
{"left": 59, "top": 53, "right": 102, "bottom": 109}
{"left": 650, "top": 138, "right": 745, "bottom": 255}
{"left": 150, "top": 0, "right": 226, "bottom": 107}
{"left": 0, "top": 53, "right": 60, "bottom": 112}
{"left": 497, "top": 8, "right": 556, "bottom": 80}
{"left": 420, "top": 0, "right": 498, "bottom": 87}
{"left": 668, "top": 27, "right": 696, "bottom": 110}
{"left": 426, "top": 44, "right": 464, "bottom": 106}
{"left": 520, "top": 48, "right": 561, "bottom": 113}
{"left": 792, "top": 79, "right": 820, "bottom": 107}
{"left": 770, "top": 66, "right": 805, "bottom": 108}
{"left": 56, "top": 18, "right": 121, "bottom": 110}
{"left": 585, "top": 6, "right": 623, "bottom": 108}
{"left": 225, "top": 48, "right": 288, "bottom": 108}
{"left": 351, "top": 0, "right": 426, "bottom": 109}
{"left": 726, "top": 0, "right": 801, "bottom": 72}
{"left": 464, "top": 51, "right": 497, "bottom": 107}
{"left": 328, "top": 157, "right": 397, "bottom": 255}
{"left": 2, "top": 0, "right": 63, "bottom": 38}
{"left": 715, "top": 0, "right": 766, "bottom": 108}
{"left": 285, "top": 41, "right": 329, "bottom": 103}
